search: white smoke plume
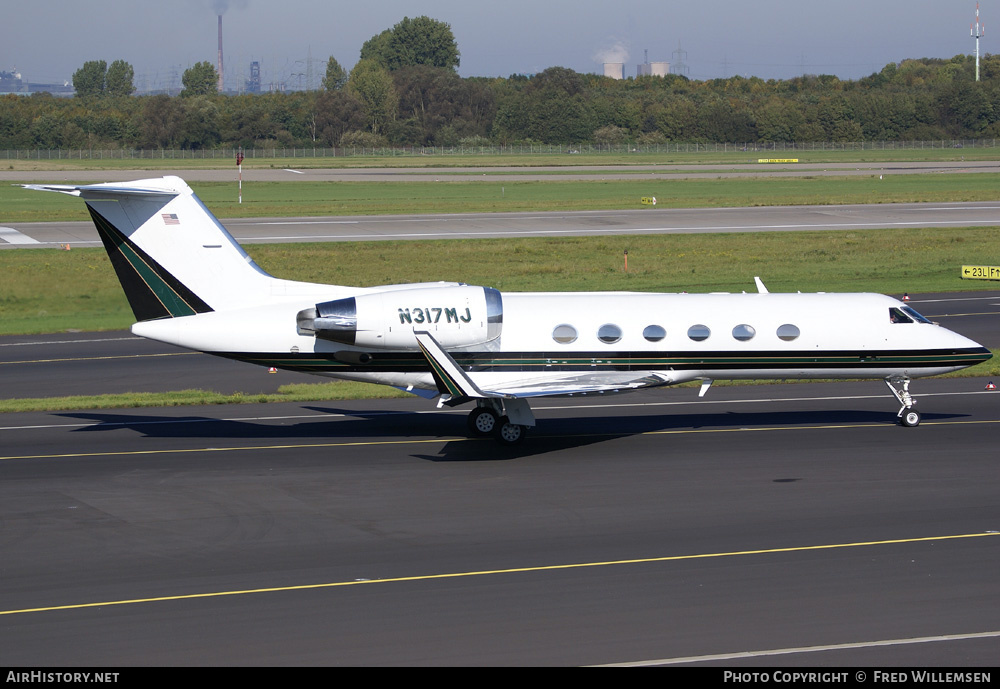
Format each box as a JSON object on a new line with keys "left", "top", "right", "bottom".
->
{"left": 593, "top": 40, "right": 630, "bottom": 65}
{"left": 212, "top": 0, "right": 249, "bottom": 14}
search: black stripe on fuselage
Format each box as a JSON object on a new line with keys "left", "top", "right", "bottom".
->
{"left": 210, "top": 347, "right": 992, "bottom": 374}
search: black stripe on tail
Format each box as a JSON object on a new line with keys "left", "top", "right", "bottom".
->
{"left": 89, "top": 205, "right": 213, "bottom": 321}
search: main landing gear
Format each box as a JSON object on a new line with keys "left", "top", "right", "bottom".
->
{"left": 885, "top": 376, "right": 921, "bottom": 427}
{"left": 466, "top": 400, "right": 530, "bottom": 445}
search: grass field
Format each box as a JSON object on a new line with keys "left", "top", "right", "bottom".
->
{"left": 4, "top": 146, "right": 999, "bottom": 171}
{"left": 2, "top": 227, "right": 998, "bottom": 335}
{"left": 6, "top": 172, "right": 1000, "bottom": 222}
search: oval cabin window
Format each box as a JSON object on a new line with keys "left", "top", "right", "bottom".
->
{"left": 598, "top": 324, "right": 622, "bottom": 344}
{"left": 776, "top": 324, "right": 800, "bottom": 341}
{"left": 732, "top": 324, "right": 756, "bottom": 341}
{"left": 643, "top": 325, "right": 666, "bottom": 342}
{"left": 552, "top": 324, "right": 578, "bottom": 344}
{"left": 687, "top": 324, "right": 711, "bottom": 342}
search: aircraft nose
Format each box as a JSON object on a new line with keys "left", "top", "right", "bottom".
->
{"left": 956, "top": 332, "right": 992, "bottom": 363}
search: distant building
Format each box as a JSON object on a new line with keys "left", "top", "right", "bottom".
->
{"left": 246, "top": 61, "right": 261, "bottom": 94}
{"left": 0, "top": 70, "right": 25, "bottom": 94}
{"left": 1, "top": 69, "right": 73, "bottom": 96}
{"left": 603, "top": 62, "right": 624, "bottom": 79}
{"left": 637, "top": 61, "right": 669, "bottom": 77}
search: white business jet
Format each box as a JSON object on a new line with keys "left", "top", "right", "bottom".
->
{"left": 26, "top": 177, "right": 991, "bottom": 444}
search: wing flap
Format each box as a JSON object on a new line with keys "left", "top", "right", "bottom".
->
{"left": 477, "top": 372, "right": 676, "bottom": 398}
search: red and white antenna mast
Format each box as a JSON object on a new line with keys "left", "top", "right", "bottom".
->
{"left": 972, "top": 3, "right": 985, "bottom": 81}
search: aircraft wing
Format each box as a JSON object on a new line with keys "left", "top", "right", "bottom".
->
{"left": 473, "top": 372, "right": 675, "bottom": 398}
{"left": 414, "top": 331, "right": 674, "bottom": 402}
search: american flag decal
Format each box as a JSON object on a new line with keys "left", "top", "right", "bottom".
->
{"left": 162, "top": 213, "right": 179, "bottom": 225}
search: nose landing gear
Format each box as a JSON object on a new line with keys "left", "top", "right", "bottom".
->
{"left": 885, "top": 376, "right": 921, "bottom": 427}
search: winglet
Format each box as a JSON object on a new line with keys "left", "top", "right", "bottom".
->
{"left": 754, "top": 276, "right": 769, "bottom": 294}
{"left": 414, "top": 331, "right": 488, "bottom": 403}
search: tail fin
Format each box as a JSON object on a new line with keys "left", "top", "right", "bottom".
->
{"left": 25, "top": 176, "right": 274, "bottom": 321}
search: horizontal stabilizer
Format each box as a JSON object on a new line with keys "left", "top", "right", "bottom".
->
{"left": 22, "top": 182, "right": 178, "bottom": 198}
{"left": 24, "top": 176, "right": 279, "bottom": 320}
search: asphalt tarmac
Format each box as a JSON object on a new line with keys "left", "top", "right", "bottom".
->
{"left": 0, "top": 292, "right": 998, "bottom": 666}
{"left": 6, "top": 200, "right": 1000, "bottom": 248}
{"left": 1, "top": 177, "right": 998, "bottom": 665}
{"left": 1, "top": 379, "right": 998, "bottom": 666}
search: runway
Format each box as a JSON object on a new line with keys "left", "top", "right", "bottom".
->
{"left": 5, "top": 159, "right": 1000, "bottom": 249}
{"left": 1, "top": 379, "right": 999, "bottom": 665}
{"left": 7, "top": 201, "right": 1000, "bottom": 249}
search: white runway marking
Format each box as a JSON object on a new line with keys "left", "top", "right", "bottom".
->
{"left": 0, "top": 336, "right": 139, "bottom": 348}
{"left": 600, "top": 630, "right": 1000, "bottom": 666}
{"left": 0, "top": 227, "right": 40, "bottom": 244}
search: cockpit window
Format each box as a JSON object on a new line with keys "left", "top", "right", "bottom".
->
{"left": 889, "top": 308, "right": 913, "bottom": 324}
{"left": 901, "top": 306, "right": 932, "bottom": 324}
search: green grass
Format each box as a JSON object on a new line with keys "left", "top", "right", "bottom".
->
{"left": 4, "top": 146, "right": 999, "bottom": 172}
{"left": 2, "top": 228, "right": 999, "bottom": 335}
{"left": 0, "top": 381, "right": 411, "bottom": 414}
{"left": 8, "top": 172, "right": 1000, "bottom": 222}
{"left": 194, "top": 174, "right": 1000, "bottom": 219}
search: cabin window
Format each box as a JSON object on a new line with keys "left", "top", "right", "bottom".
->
{"left": 552, "top": 324, "right": 578, "bottom": 344}
{"left": 597, "top": 323, "right": 622, "bottom": 344}
{"left": 643, "top": 325, "right": 666, "bottom": 342}
{"left": 598, "top": 324, "right": 622, "bottom": 344}
{"left": 687, "top": 324, "right": 711, "bottom": 342}
{"left": 901, "top": 306, "right": 932, "bottom": 324}
{"left": 732, "top": 324, "right": 756, "bottom": 341}
{"left": 776, "top": 324, "right": 800, "bottom": 341}
{"left": 889, "top": 308, "right": 913, "bottom": 324}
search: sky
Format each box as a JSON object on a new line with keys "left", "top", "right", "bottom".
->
{"left": 2, "top": 0, "right": 990, "bottom": 91}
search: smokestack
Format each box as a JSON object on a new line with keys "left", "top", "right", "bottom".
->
{"left": 217, "top": 15, "right": 224, "bottom": 92}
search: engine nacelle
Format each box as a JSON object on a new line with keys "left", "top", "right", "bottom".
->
{"left": 299, "top": 285, "right": 502, "bottom": 350}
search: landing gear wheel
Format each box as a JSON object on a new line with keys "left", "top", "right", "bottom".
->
{"left": 467, "top": 408, "right": 499, "bottom": 436}
{"left": 900, "top": 410, "right": 921, "bottom": 427}
{"left": 494, "top": 417, "right": 526, "bottom": 445}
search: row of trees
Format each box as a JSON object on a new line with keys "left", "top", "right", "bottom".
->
{"left": 6, "top": 16, "right": 1000, "bottom": 149}
{"left": 73, "top": 59, "right": 221, "bottom": 100}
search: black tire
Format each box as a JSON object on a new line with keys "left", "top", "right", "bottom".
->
{"left": 900, "top": 410, "right": 921, "bottom": 427}
{"left": 494, "top": 417, "right": 526, "bottom": 445}
{"left": 467, "top": 408, "right": 499, "bottom": 436}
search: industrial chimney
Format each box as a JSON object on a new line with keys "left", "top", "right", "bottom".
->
{"left": 217, "top": 15, "right": 224, "bottom": 92}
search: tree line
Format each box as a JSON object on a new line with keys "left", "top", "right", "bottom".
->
{"left": 4, "top": 16, "right": 1000, "bottom": 150}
